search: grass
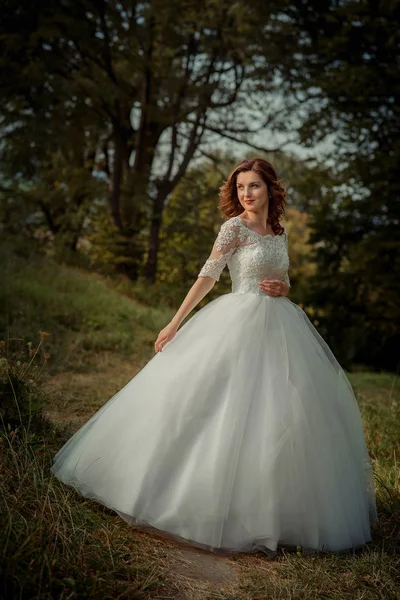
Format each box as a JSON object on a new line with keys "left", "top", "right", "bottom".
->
{"left": 0, "top": 239, "right": 174, "bottom": 375}
{"left": 0, "top": 424, "right": 181, "bottom": 599}
{"left": 1, "top": 241, "right": 399, "bottom": 599}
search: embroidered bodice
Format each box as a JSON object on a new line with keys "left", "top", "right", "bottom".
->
{"left": 198, "top": 216, "right": 290, "bottom": 295}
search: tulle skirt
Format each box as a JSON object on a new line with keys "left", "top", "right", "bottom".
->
{"left": 51, "top": 292, "right": 377, "bottom": 554}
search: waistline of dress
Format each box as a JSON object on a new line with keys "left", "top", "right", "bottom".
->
{"left": 230, "top": 289, "right": 286, "bottom": 299}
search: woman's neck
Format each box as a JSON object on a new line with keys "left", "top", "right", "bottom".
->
{"left": 242, "top": 208, "right": 269, "bottom": 229}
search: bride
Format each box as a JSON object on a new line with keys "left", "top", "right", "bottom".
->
{"left": 51, "top": 157, "right": 377, "bottom": 554}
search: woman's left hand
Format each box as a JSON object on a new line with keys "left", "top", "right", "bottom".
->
{"left": 258, "top": 279, "right": 289, "bottom": 297}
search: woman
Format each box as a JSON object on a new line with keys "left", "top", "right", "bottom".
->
{"left": 51, "top": 158, "right": 377, "bottom": 554}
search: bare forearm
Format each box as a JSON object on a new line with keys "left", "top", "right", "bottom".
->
{"left": 171, "top": 277, "right": 216, "bottom": 328}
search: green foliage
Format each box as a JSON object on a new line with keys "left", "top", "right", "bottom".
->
{"left": 84, "top": 207, "right": 148, "bottom": 277}
{"left": 0, "top": 0, "right": 287, "bottom": 280}
{"left": 0, "top": 116, "right": 110, "bottom": 259}
{"left": 0, "top": 428, "right": 156, "bottom": 599}
{"left": 0, "top": 333, "right": 49, "bottom": 431}
{"left": 0, "top": 239, "right": 173, "bottom": 374}
{"left": 158, "top": 158, "right": 234, "bottom": 302}
{"left": 283, "top": 207, "right": 317, "bottom": 302}
{"left": 304, "top": 188, "right": 400, "bottom": 370}
{"left": 272, "top": 1, "right": 400, "bottom": 371}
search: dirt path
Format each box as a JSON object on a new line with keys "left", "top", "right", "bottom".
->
{"left": 44, "top": 352, "right": 245, "bottom": 599}
{"left": 161, "top": 546, "right": 239, "bottom": 599}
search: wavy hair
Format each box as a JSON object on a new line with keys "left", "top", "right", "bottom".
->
{"left": 218, "top": 158, "right": 288, "bottom": 235}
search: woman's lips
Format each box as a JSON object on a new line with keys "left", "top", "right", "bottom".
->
{"left": 245, "top": 200, "right": 254, "bottom": 204}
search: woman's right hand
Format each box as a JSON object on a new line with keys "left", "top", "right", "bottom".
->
{"left": 153, "top": 277, "right": 215, "bottom": 353}
{"left": 154, "top": 322, "right": 178, "bottom": 353}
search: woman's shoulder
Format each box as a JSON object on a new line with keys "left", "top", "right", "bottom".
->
{"left": 222, "top": 216, "right": 287, "bottom": 236}
{"left": 216, "top": 216, "right": 243, "bottom": 237}
{"left": 220, "top": 215, "right": 242, "bottom": 228}
{"left": 214, "top": 216, "right": 244, "bottom": 251}
{"left": 219, "top": 216, "right": 247, "bottom": 238}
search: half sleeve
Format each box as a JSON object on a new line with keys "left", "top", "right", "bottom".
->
{"left": 197, "top": 220, "right": 240, "bottom": 282}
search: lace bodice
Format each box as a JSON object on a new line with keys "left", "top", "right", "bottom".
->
{"left": 198, "top": 216, "right": 290, "bottom": 295}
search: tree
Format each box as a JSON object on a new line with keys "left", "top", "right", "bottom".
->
{"left": 158, "top": 156, "right": 233, "bottom": 302}
{"left": 1, "top": 0, "right": 291, "bottom": 280}
{"left": 269, "top": 0, "right": 400, "bottom": 370}
{"left": 0, "top": 0, "right": 111, "bottom": 254}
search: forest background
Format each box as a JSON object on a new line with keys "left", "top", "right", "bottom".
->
{"left": 1, "top": 0, "right": 399, "bottom": 372}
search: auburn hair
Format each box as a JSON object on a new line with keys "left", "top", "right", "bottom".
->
{"left": 218, "top": 158, "right": 288, "bottom": 235}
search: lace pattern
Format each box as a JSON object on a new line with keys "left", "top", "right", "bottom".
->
{"left": 215, "top": 220, "right": 247, "bottom": 251}
{"left": 198, "top": 217, "right": 291, "bottom": 292}
{"left": 198, "top": 249, "right": 236, "bottom": 281}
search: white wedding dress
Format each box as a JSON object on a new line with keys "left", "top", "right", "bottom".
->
{"left": 51, "top": 216, "right": 377, "bottom": 554}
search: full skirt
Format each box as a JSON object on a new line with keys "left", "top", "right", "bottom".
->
{"left": 51, "top": 293, "right": 377, "bottom": 554}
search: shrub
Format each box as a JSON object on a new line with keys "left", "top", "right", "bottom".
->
{"left": 0, "top": 333, "right": 50, "bottom": 432}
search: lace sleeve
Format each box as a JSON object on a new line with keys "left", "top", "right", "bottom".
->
{"left": 198, "top": 220, "right": 240, "bottom": 281}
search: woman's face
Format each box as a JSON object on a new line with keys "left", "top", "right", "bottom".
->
{"left": 236, "top": 170, "right": 269, "bottom": 213}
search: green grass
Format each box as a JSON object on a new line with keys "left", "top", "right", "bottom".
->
{"left": 1, "top": 241, "right": 399, "bottom": 599}
{"left": 0, "top": 424, "right": 175, "bottom": 600}
{"left": 0, "top": 241, "right": 174, "bottom": 375}
{"left": 0, "top": 242, "right": 179, "bottom": 599}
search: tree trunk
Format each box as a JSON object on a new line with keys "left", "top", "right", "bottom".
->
{"left": 110, "top": 127, "right": 125, "bottom": 232}
{"left": 145, "top": 193, "right": 165, "bottom": 283}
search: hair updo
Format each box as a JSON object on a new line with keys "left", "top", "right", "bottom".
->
{"left": 218, "top": 158, "right": 288, "bottom": 236}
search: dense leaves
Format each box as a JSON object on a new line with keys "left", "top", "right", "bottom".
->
{"left": 1, "top": 0, "right": 399, "bottom": 369}
{"left": 272, "top": 0, "right": 400, "bottom": 370}
{"left": 0, "top": 0, "right": 284, "bottom": 279}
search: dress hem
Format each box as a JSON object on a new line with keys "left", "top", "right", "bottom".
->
{"left": 51, "top": 470, "right": 374, "bottom": 557}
